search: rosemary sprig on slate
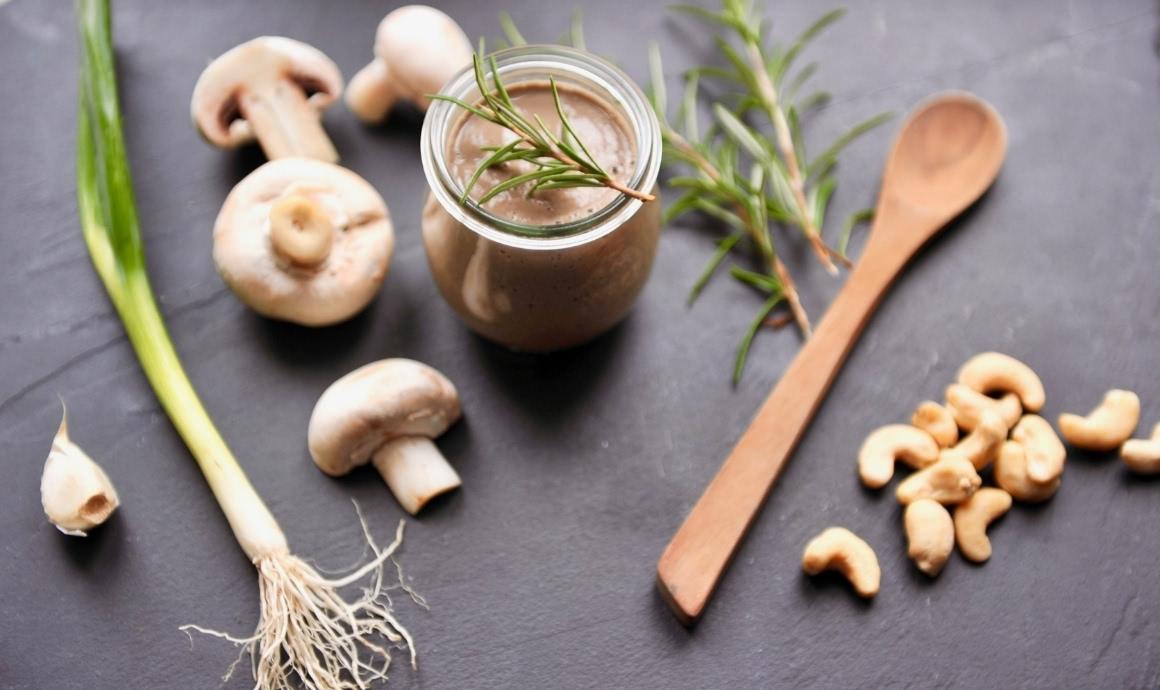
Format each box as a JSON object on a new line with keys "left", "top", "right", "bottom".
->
{"left": 651, "top": 0, "right": 890, "bottom": 381}
{"left": 431, "top": 53, "right": 655, "bottom": 206}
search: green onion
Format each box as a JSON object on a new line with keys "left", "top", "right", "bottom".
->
{"left": 75, "top": 1, "right": 416, "bottom": 687}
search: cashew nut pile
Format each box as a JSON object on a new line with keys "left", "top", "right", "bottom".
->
{"left": 804, "top": 350, "right": 1159, "bottom": 598}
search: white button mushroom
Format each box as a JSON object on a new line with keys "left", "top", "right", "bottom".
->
{"left": 346, "top": 5, "right": 473, "bottom": 124}
{"left": 308, "top": 359, "right": 463, "bottom": 515}
{"left": 213, "top": 158, "right": 394, "bottom": 326}
{"left": 41, "top": 407, "right": 119, "bottom": 536}
{"left": 192, "top": 36, "right": 344, "bottom": 162}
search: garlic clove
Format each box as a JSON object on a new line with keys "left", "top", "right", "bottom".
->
{"left": 40, "top": 408, "right": 119, "bottom": 536}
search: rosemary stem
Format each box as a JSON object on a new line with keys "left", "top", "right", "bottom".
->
{"left": 744, "top": 41, "right": 844, "bottom": 275}
{"left": 606, "top": 177, "right": 654, "bottom": 201}
{"left": 770, "top": 254, "right": 811, "bottom": 337}
{"left": 668, "top": 129, "right": 720, "bottom": 181}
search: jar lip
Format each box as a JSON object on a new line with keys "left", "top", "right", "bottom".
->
{"left": 420, "top": 45, "right": 661, "bottom": 251}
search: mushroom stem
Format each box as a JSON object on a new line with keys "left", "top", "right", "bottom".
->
{"left": 239, "top": 80, "right": 338, "bottom": 162}
{"left": 268, "top": 194, "right": 335, "bottom": 268}
{"left": 371, "top": 436, "right": 462, "bottom": 515}
{"left": 347, "top": 60, "right": 398, "bottom": 124}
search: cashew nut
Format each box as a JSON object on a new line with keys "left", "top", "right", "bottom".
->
{"left": 904, "top": 499, "right": 954, "bottom": 576}
{"left": 911, "top": 401, "right": 958, "bottom": 448}
{"left": 1058, "top": 389, "right": 1140, "bottom": 452}
{"left": 950, "top": 408, "right": 1007, "bottom": 470}
{"left": 896, "top": 451, "right": 981, "bottom": 505}
{"left": 957, "top": 352, "right": 1045, "bottom": 412}
{"left": 801, "top": 527, "right": 880, "bottom": 598}
{"left": 1011, "top": 414, "right": 1066, "bottom": 483}
{"left": 1121, "top": 422, "right": 1160, "bottom": 474}
{"left": 953, "top": 487, "right": 1012, "bottom": 562}
{"left": 994, "top": 440, "right": 1060, "bottom": 503}
{"left": 945, "top": 384, "right": 1022, "bottom": 431}
{"left": 857, "top": 424, "right": 941, "bottom": 489}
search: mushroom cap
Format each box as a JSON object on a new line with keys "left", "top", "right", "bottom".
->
{"left": 192, "top": 36, "right": 343, "bottom": 149}
{"left": 213, "top": 158, "right": 394, "bottom": 326}
{"left": 373, "top": 5, "right": 472, "bottom": 105}
{"left": 308, "top": 359, "right": 462, "bottom": 476}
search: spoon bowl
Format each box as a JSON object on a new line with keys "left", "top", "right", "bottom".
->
{"left": 878, "top": 92, "right": 1007, "bottom": 239}
{"left": 657, "top": 92, "right": 1007, "bottom": 624}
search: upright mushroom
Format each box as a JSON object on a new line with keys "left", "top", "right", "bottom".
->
{"left": 346, "top": 5, "right": 473, "bottom": 123}
{"left": 308, "top": 359, "right": 463, "bottom": 515}
{"left": 213, "top": 158, "right": 394, "bottom": 326}
{"left": 192, "top": 36, "right": 344, "bottom": 162}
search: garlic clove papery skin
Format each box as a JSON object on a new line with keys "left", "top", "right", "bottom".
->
{"left": 40, "top": 411, "right": 119, "bottom": 536}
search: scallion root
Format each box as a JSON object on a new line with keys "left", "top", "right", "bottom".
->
{"left": 183, "top": 512, "right": 425, "bottom": 689}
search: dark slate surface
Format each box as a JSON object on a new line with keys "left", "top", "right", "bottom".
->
{"left": 2, "top": 1, "right": 1159, "bottom": 687}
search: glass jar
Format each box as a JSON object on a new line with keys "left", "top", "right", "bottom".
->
{"left": 419, "top": 46, "right": 662, "bottom": 352}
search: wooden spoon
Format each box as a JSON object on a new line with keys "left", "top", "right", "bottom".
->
{"left": 657, "top": 92, "right": 1007, "bottom": 624}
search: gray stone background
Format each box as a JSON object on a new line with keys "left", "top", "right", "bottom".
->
{"left": 1, "top": 0, "right": 1158, "bottom": 687}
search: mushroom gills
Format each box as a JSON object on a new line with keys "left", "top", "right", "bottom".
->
{"left": 372, "top": 436, "right": 462, "bottom": 515}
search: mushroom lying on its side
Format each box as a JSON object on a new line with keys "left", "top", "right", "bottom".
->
{"left": 309, "top": 359, "right": 463, "bottom": 515}
{"left": 213, "top": 158, "right": 394, "bottom": 326}
{"left": 192, "top": 36, "right": 344, "bottom": 162}
{"left": 346, "top": 5, "right": 473, "bottom": 123}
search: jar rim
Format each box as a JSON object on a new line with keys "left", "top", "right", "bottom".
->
{"left": 420, "top": 45, "right": 661, "bottom": 251}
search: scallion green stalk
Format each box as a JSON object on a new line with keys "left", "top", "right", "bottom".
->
{"left": 75, "top": 1, "right": 416, "bottom": 686}
{"left": 76, "top": 0, "right": 284, "bottom": 566}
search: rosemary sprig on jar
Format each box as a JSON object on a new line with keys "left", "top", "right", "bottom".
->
{"left": 430, "top": 53, "right": 656, "bottom": 206}
{"left": 650, "top": 0, "right": 891, "bottom": 381}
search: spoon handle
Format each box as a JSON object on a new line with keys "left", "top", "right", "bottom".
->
{"left": 656, "top": 205, "right": 926, "bottom": 624}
